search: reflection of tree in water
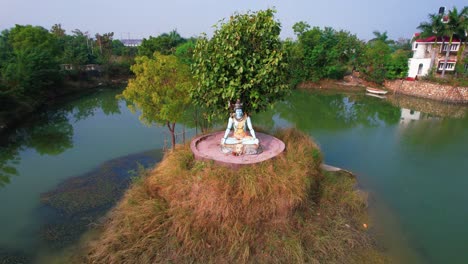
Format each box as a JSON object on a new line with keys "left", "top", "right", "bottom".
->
{"left": 0, "top": 110, "right": 74, "bottom": 187}
{"left": 275, "top": 90, "right": 400, "bottom": 132}
{"left": 350, "top": 94, "right": 401, "bottom": 126}
{"left": 70, "top": 89, "right": 121, "bottom": 121}
{"left": 0, "top": 89, "right": 123, "bottom": 188}
{"left": 0, "top": 143, "right": 20, "bottom": 187}
{"left": 24, "top": 111, "right": 73, "bottom": 155}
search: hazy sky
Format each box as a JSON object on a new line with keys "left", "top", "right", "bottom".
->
{"left": 1, "top": 0, "right": 466, "bottom": 41}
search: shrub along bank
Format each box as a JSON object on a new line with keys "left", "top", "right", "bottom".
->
{"left": 74, "top": 128, "right": 387, "bottom": 263}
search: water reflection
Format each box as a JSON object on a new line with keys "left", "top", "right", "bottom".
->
{"left": 0, "top": 111, "right": 73, "bottom": 188}
{"left": 388, "top": 94, "right": 466, "bottom": 118}
{"left": 70, "top": 89, "right": 121, "bottom": 121}
{"left": 268, "top": 90, "right": 401, "bottom": 132}
{"left": 1, "top": 88, "right": 467, "bottom": 263}
{"left": 267, "top": 90, "right": 467, "bottom": 264}
{"left": 398, "top": 110, "right": 468, "bottom": 150}
{"left": 393, "top": 94, "right": 468, "bottom": 149}
{"left": 0, "top": 143, "right": 20, "bottom": 187}
{"left": 24, "top": 112, "right": 73, "bottom": 156}
{"left": 0, "top": 89, "right": 122, "bottom": 188}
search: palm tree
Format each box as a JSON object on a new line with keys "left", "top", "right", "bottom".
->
{"left": 440, "top": 7, "right": 468, "bottom": 77}
{"left": 417, "top": 13, "right": 445, "bottom": 72}
{"left": 369, "top": 30, "right": 395, "bottom": 45}
{"left": 453, "top": 7, "right": 468, "bottom": 75}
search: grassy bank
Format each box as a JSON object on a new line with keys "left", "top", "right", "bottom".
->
{"left": 75, "top": 129, "right": 386, "bottom": 263}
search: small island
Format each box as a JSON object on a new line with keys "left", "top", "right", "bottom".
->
{"left": 81, "top": 129, "right": 384, "bottom": 263}
{"left": 70, "top": 10, "right": 387, "bottom": 264}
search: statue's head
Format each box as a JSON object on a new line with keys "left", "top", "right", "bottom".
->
{"left": 234, "top": 99, "right": 243, "bottom": 118}
{"left": 235, "top": 108, "right": 243, "bottom": 118}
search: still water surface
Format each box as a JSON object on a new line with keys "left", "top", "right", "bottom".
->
{"left": 0, "top": 88, "right": 467, "bottom": 263}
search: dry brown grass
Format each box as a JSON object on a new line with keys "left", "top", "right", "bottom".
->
{"left": 83, "top": 128, "right": 387, "bottom": 263}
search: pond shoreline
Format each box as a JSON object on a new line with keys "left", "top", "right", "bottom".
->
{"left": 297, "top": 76, "right": 468, "bottom": 104}
{"left": 384, "top": 79, "right": 468, "bottom": 104}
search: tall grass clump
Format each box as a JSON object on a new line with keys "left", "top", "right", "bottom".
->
{"left": 84, "top": 128, "right": 385, "bottom": 263}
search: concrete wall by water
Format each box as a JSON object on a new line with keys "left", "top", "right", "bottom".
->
{"left": 384, "top": 80, "right": 468, "bottom": 104}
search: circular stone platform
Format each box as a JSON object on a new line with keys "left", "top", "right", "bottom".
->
{"left": 190, "top": 131, "right": 285, "bottom": 167}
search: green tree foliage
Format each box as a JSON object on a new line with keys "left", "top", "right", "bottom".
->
{"left": 112, "top": 39, "right": 125, "bottom": 56}
{"left": 440, "top": 7, "right": 468, "bottom": 77}
{"left": 121, "top": 53, "right": 193, "bottom": 149}
{"left": 0, "top": 30, "right": 13, "bottom": 105}
{"left": 417, "top": 12, "right": 446, "bottom": 71}
{"left": 393, "top": 38, "right": 412, "bottom": 51}
{"left": 0, "top": 23, "right": 138, "bottom": 128}
{"left": 191, "top": 9, "right": 289, "bottom": 119}
{"left": 108, "top": 39, "right": 137, "bottom": 76}
{"left": 357, "top": 33, "right": 411, "bottom": 84}
{"left": 358, "top": 40, "right": 391, "bottom": 84}
{"left": 385, "top": 49, "right": 411, "bottom": 79}
{"left": 283, "top": 38, "right": 306, "bottom": 87}
{"left": 417, "top": 6, "right": 468, "bottom": 76}
{"left": 62, "top": 30, "right": 93, "bottom": 68}
{"left": 289, "top": 23, "right": 364, "bottom": 83}
{"left": 292, "top": 21, "right": 311, "bottom": 36}
{"left": 138, "top": 30, "right": 186, "bottom": 57}
{"left": 369, "top": 30, "right": 395, "bottom": 45}
{"left": 174, "top": 39, "right": 196, "bottom": 65}
{"left": 0, "top": 25, "right": 60, "bottom": 107}
{"left": 50, "top": 23, "right": 66, "bottom": 37}
{"left": 94, "top": 32, "right": 114, "bottom": 63}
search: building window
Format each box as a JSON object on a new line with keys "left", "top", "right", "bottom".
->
{"left": 438, "top": 62, "right": 456, "bottom": 71}
{"left": 415, "top": 43, "right": 418, "bottom": 49}
{"left": 417, "top": 63, "right": 423, "bottom": 75}
{"left": 441, "top": 43, "right": 459, "bottom": 52}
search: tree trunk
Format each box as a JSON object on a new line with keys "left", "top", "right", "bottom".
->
{"left": 429, "top": 43, "right": 437, "bottom": 71}
{"left": 167, "top": 121, "right": 176, "bottom": 150}
{"left": 182, "top": 125, "right": 186, "bottom": 144}
{"left": 456, "top": 41, "right": 466, "bottom": 74}
{"left": 195, "top": 108, "right": 198, "bottom": 135}
{"left": 441, "top": 35, "right": 453, "bottom": 78}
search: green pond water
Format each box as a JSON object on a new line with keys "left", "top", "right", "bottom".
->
{"left": 0, "top": 88, "right": 467, "bottom": 263}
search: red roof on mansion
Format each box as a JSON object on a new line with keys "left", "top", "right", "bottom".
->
{"left": 415, "top": 36, "right": 461, "bottom": 43}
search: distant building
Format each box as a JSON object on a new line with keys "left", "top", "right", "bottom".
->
{"left": 60, "top": 64, "right": 74, "bottom": 71}
{"left": 121, "top": 39, "right": 142, "bottom": 47}
{"left": 407, "top": 34, "right": 467, "bottom": 78}
{"left": 84, "top": 64, "right": 101, "bottom": 72}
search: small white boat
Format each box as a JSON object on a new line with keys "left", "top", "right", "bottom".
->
{"left": 366, "top": 87, "right": 388, "bottom": 95}
{"left": 365, "top": 93, "right": 386, "bottom": 99}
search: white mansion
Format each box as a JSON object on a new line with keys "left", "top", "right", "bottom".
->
{"left": 408, "top": 34, "right": 467, "bottom": 78}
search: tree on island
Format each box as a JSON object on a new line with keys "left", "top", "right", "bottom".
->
{"left": 191, "top": 9, "right": 289, "bottom": 121}
{"left": 121, "top": 53, "right": 193, "bottom": 150}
